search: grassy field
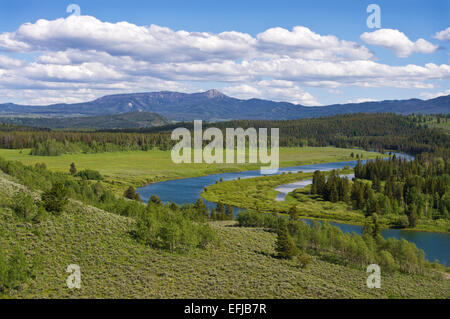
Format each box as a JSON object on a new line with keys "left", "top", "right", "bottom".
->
{"left": 0, "top": 172, "right": 448, "bottom": 299}
{"left": 201, "top": 171, "right": 368, "bottom": 225}
{"left": 0, "top": 147, "right": 383, "bottom": 194}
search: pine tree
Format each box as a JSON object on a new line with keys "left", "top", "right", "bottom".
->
{"left": 406, "top": 204, "right": 418, "bottom": 227}
{"left": 124, "top": 186, "right": 141, "bottom": 202}
{"left": 124, "top": 186, "right": 135, "bottom": 200}
{"left": 225, "top": 205, "right": 234, "bottom": 220}
{"left": 216, "top": 202, "right": 225, "bottom": 220}
{"left": 210, "top": 208, "right": 217, "bottom": 220}
{"left": 275, "top": 224, "right": 299, "bottom": 259}
{"left": 329, "top": 184, "right": 339, "bottom": 202}
{"left": 354, "top": 159, "right": 363, "bottom": 178}
{"left": 41, "top": 182, "right": 68, "bottom": 214}
{"left": 372, "top": 213, "right": 381, "bottom": 236}
{"left": 311, "top": 170, "right": 325, "bottom": 195}
{"left": 150, "top": 194, "right": 162, "bottom": 205}
{"left": 341, "top": 178, "right": 351, "bottom": 202}
{"left": 194, "top": 198, "right": 208, "bottom": 217}
{"left": 372, "top": 176, "right": 381, "bottom": 192}
{"left": 289, "top": 205, "right": 299, "bottom": 220}
{"left": 362, "top": 219, "right": 374, "bottom": 237}
{"left": 69, "top": 162, "right": 77, "bottom": 175}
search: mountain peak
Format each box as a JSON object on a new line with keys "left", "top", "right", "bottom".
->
{"left": 203, "top": 89, "right": 226, "bottom": 98}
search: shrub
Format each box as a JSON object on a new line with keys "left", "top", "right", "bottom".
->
{"left": 32, "top": 204, "right": 48, "bottom": 223}
{"left": 41, "top": 182, "right": 68, "bottom": 214}
{"left": 150, "top": 195, "right": 162, "bottom": 205}
{"left": 263, "top": 213, "right": 280, "bottom": 230}
{"left": 237, "top": 210, "right": 280, "bottom": 229}
{"left": 377, "top": 250, "right": 397, "bottom": 272}
{"left": 0, "top": 248, "right": 30, "bottom": 293}
{"left": 124, "top": 186, "right": 142, "bottom": 201}
{"left": 34, "top": 163, "right": 47, "bottom": 170}
{"left": 237, "top": 211, "right": 265, "bottom": 227}
{"left": 296, "top": 251, "right": 312, "bottom": 269}
{"left": 394, "top": 215, "right": 409, "bottom": 228}
{"left": 75, "top": 169, "right": 103, "bottom": 181}
{"left": 12, "top": 193, "right": 36, "bottom": 221}
{"left": 289, "top": 205, "right": 299, "bottom": 220}
{"left": 69, "top": 163, "right": 77, "bottom": 175}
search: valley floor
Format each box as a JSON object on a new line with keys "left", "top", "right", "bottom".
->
{"left": 0, "top": 147, "right": 383, "bottom": 194}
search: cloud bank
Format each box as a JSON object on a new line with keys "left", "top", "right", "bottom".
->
{"left": 0, "top": 16, "right": 448, "bottom": 105}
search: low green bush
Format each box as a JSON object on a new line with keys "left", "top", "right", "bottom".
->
{"left": 41, "top": 182, "right": 68, "bottom": 214}
{"left": 0, "top": 248, "right": 30, "bottom": 293}
{"left": 12, "top": 193, "right": 36, "bottom": 221}
{"left": 75, "top": 169, "right": 103, "bottom": 181}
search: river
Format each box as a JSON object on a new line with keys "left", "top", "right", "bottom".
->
{"left": 137, "top": 154, "right": 450, "bottom": 265}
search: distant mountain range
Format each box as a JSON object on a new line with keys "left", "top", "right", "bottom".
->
{"left": 0, "top": 112, "right": 169, "bottom": 130}
{"left": 0, "top": 89, "right": 448, "bottom": 121}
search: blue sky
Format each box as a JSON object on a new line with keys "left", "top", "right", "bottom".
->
{"left": 0, "top": 0, "right": 448, "bottom": 106}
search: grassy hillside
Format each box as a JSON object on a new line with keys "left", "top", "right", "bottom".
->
{"left": 0, "top": 172, "right": 449, "bottom": 299}
{"left": 0, "top": 147, "right": 383, "bottom": 194}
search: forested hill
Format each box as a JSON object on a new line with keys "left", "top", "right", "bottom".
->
{"left": 0, "top": 112, "right": 169, "bottom": 130}
{"left": 0, "top": 90, "right": 448, "bottom": 121}
{"left": 1, "top": 113, "right": 448, "bottom": 159}
{"left": 115, "top": 113, "right": 450, "bottom": 157}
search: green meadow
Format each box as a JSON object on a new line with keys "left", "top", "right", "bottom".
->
{"left": 201, "top": 170, "right": 367, "bottom": 225}
{"left": 0, "top": 147, "right": 382, "bottom": 194}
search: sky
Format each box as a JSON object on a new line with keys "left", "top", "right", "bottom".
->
{"left": 0, "top": 0, "right": 448, "bottom": 106}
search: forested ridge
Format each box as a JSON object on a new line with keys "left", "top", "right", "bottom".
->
{"left": 206, "top": 113, "right": 450, "bottom": 157}
{"left": 0, "top": 113, "right": 449, "bottom": 158}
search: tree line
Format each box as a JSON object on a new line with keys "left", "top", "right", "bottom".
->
{"left": 1, "top": 113, "right": 449, "bottom": 158}
{"left": 310, "top": 155, "right": 449, "bottom": 228}
{"left": 236, "top": 210, "right": 441, "bottom": 274}
{"left": 124, "top": 113, "right": 450, "bottom": 158}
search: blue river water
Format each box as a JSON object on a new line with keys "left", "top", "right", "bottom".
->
{"left": 138, "top": 154, "right": 449, "bottom": 265}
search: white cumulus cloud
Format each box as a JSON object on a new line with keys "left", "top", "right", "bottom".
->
{"left": 257, "top": 26, "right": 374, "bottom": 61}
{"left": 222, "top": 80, "right": 321, "bottom": 106}
{"left": 361, "top": 29, "right": 438, "bottom": 58}
{"left": 434, "top": 27, "right": 450, "bottom": 41}
{"left": 420, "top": 89, "right": 450, "bottom": 99}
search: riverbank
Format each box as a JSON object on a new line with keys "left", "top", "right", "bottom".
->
{"left": 0, "top": 147, "right": 384, "bottom": 195}
{"left": 199, "top": 172, "right": 450, "bottom": 264}
{"left": 201, "top": 170, "right": 450, "bottom": 234}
